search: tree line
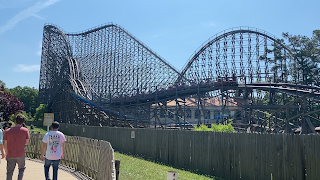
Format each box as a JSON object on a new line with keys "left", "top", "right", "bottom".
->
{"left": 265, "top": 30, "right": 320, "bottom": 85}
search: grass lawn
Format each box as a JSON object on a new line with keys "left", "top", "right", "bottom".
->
{"left": 26, "top": 124, "right": 48, "bottom": 134}
{"left": 8, "top": 121, "right": 48, "bottom": 135}
{"left": 115, "top": 152, "right": 222, "bottom": 180}
{"left": 15, "top": 122, "right": 49, "bottom": 134}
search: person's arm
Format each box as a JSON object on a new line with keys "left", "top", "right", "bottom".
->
{"left": 61, "top": 142, "right": 65, "bottom": 159}
{"left": 40, "top": 142, "right": 47, "bottom": 161}
{"left": 25, "top": 130, "right": 30, "bottom": 145}
{"left": 0, "top": 144, "right": 4, "bottom": 159}
{"left": 3, "top": 140, "right": 7, "bottom": 157}
{"left": 25, "top": 138, "right": 29, "bottom": 145}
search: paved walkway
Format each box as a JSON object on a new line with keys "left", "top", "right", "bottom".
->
{"left": 0, "top": 158, "right": 78, "bottom": 180}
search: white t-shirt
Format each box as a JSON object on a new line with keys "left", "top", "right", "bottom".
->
{"left": 42, "top": 130, "right": 66, "bottom": 160}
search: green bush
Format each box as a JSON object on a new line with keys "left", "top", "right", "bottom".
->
{"left": 194, "top": 124, "right": 212, "bottom": 131}
{"left": 33, "top": 104, "right": 47, "bottom": 121}
{"left": 193, "top": 123, "right": 235, "bottom": 132}
{"left": 9, "top": 111, "right": 33, "bottom": 122}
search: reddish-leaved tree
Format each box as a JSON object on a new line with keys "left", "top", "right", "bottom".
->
{"left": 0, "top": 86, "right": 24, "bottom": 121}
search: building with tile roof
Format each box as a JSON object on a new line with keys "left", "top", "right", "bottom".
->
{"left": 151, "top": 97, "right": 240, "bottom": 126}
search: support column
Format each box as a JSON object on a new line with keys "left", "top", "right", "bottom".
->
{"left": 285, "top": 105, "right": 291, "bottom": 133}
{"left": 197, "top": 83, "right": 201, "bottom": 125}
{"left": 275, "top": 112, "right": 279, "bottom": 133}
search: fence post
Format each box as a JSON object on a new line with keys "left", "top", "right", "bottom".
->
{"left": 34, "top": 133, "right": 40, "bottom": 159}
{"left": 115, "top": 160, "right": 120, "bottom": 180}
{"left": 97, "top": 141, "right": 115, "bottom": 180}
{"left": 77, "top": 137, "right": 84, "bottom": 172}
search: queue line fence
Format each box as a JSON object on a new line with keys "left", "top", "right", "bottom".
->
{"left": 25, "top": 133, "right": 115, "bottom": 180}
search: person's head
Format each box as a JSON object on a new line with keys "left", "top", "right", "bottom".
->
{"left": 51, "top": 121, "right": 59, "bottom": 130}
{"left": 4, "top": 125, "right": 10, "bottom": 130}
{"left": 3, "top": 122, "right": 12, "bottom": 130}
{"left": 15, "top": 114, "right": 26, "bottom": 125}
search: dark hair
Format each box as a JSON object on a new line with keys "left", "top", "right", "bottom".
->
{"left": 15, "top": 114, "right": 26, "bottom": 125}
{"left": 51, "top": 121, "right": 59, "bottom": 129}
{"left": 2, "top": 122, "right": 12, "bottom": 130}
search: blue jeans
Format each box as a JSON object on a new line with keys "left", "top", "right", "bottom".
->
{"left": 44, "top": 158, "right": 60, "bottom": 180}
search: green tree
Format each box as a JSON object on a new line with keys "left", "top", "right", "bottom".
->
{"left": 8, "top": 86, "right": 39, "bottom": 116}
{"left": 283, "top": 30, "right": 320, "bottom": 85}
{"left": 34, "top": 104, "right": 47, "bottom": 121}
{"left": 260, "top": 39, "right": 289, "bottom": 83}
{"left": 9, "top": 111, "right": 32, "bottom": 122}
{"left": 0, "top": 80, "right": 5, "bottom": 87}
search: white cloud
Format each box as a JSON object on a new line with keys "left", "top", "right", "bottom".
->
{"left": 31, "top": 13, "right": 45, "bottom": 20}
{"left": 36, "top": 40, "right": 42, "bottom": 56}
{"left": 14, "top": 64, "right": 40, "bottom": 72}
{"left": 36, "top": 50, "right": 42, "bottom": 56}
{"left": 0, "top": 0, "right": 61, "bottom": 35}
{"left": 201, "top": 22, "right": 217, "bottom": 27}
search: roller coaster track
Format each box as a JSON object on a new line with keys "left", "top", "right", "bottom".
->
{"left": 39, "top": 24, "right": 320, "bottom": 132}
{"left": 241, "top": 83, "right": 320, "bottom": 100}
{"left": 108, "top": 83, "right": 320, "bottom": 107}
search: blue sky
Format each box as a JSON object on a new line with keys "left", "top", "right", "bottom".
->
{"left": 0, "top": 0, "right": 319, "bottom": 89}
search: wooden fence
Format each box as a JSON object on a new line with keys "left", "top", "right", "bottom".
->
{"left": 59, "top": 123, "right": 320, "bottom": 180}
{"left": 25, "top": 133, "right": 115, "bottom": 180}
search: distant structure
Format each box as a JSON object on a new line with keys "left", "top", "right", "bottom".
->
{"left": 151, "top": 97, "right": 239, "bottom": 126}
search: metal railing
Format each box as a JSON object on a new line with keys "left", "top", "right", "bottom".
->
{"left": 25, "top": 134, "right": 115, "bottom": 180}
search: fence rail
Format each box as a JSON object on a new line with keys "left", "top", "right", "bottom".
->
{"left": 60, "top": 123, "right": 320, "bottom": 180}
{"left": 25, "top": 134, "right": 115, "bottom": 180}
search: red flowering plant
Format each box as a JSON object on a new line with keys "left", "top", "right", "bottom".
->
{"left": 0, "top": 86, "right": 24, "bottom": 121}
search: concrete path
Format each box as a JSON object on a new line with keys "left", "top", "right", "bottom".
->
{"left": 0, "top": 158, "right": 78, "bottom": 180}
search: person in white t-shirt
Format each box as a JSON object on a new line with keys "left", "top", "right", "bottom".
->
{"left": 40, "top": 121, "right": 66, "bottom": 180}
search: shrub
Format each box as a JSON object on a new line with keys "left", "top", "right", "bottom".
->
{"left": 9, "top": 111, "right": 32, "bottom": 122}
{"left": 193, "top": 123, "right": 235, "bottom": 132}
{"left": 194, "top": 124, "right": 212, "bottom": 131}
{"left": 33, "top": 104, "right": 47, "bottom": 121}
{"left": 0, "top": 88, "right": 24, "bottom": 121}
